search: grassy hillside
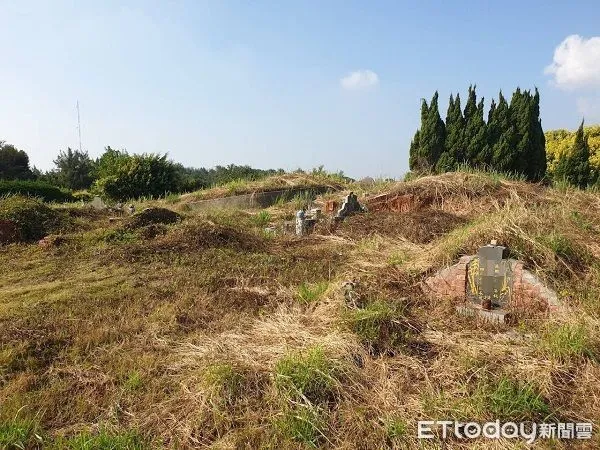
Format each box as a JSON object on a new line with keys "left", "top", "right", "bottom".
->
{"left": 1, "top": 172, "right": 600, "bottom": 448}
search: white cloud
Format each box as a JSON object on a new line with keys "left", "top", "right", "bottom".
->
{"left": 340, "top": 69, "right": 379, "bottom": 90}
{"left": 545, "top": 35, "right": 600, "bottom": 89}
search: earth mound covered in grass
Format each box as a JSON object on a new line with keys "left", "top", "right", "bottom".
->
{"left": 335, "top": 209, "right": 467, "bottom": 243}
{"left": 0, "top": 195, "right": 64, "bottom": 242}
{"left": 124, "top": 207, "right": 182, "bottom": 229}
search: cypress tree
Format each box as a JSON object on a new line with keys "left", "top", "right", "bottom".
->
{"left": 408, "top": 129, "right": 422, "bottom": 171}
{"left": 442, "top": 92, "right": 465, "bottom": 170}
{"left": 426, "top": 91, "right": 446, "bottom": 169}
{"left": 410, "top": 92, "right": 445, "bottom": 172}
{"left": 484, "top": 98, "right": 497, "bottom": 158}
{"left": 554, "top": 120, "right": 591, "bottom": 188}
{"left": 527, "top": 88, "right": 546, "bottom": 181}
{"left": 408, "top": 99, "right": 429, "bottom": 172}
{"left": 463, "top": 86, "right": 487, "bottom": 166}
{"left": 490, "top": 92, "right": 518, "bottom": 173}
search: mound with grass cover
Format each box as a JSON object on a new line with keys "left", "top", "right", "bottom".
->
{"left": 124, "top": 207, "right": 182, "bottom": 229}
{"left": 0, "top": 195, "right": 64, "bottom": 242}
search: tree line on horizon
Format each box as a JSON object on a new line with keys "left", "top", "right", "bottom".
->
{"left": 0, "top": 143, "right": 284, "bottom": 201}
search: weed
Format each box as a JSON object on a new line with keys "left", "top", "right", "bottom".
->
{"left": 164, "top": 193, "right": 181, "bottom": 204}
{"left": 297, "top": 282, "right": 329, "bottom": 304}
{"left": 275, "top": 347, "right": 341, "bottom": 404}
{"left": 481, "top": 377, "right": 550, "bottom": 421}
{"left": 539, "top": 323, "right": 596, "bottom": 362}
{"left": 202, "top": 363, "right": 245, "bottom": 406}
{"left": 0, "top": 416, "right": 43, "bottom": 450}
{"left": 570, "top": 211, "right": 595, "bottom": 231}
{"left": 101, "top": 228, "right": 138, "bottom": 243}
{"left": 384, "top": 417, "right": 407, "bottom": 440}
{"left": 0, "top": 195, "right": 65, "bottom": 241}
{"left": 123, "top": 371, "right": 143, "bottom": 391}
{"left": 343, "top": 300, "right": 408, "bottom": 354}
{"left": 387, "top": 251, "right": 407, "bottom": 267}
{"left": 291, "top": 192, "right": 312, "bottom": 211}
{"left": 51, "top": 429, "right": 147, "bottom": 450}
{"left": 542, "top": 233, "right": 580, "bottom": 264}
{"left": 275, "top": 404, "right": 326, "bottom": 447}
{"left": 252, "top": 210, "right": 271, "bottom": 227}
{"left": 224, "top": 179, "right": 248, "bottom": 195}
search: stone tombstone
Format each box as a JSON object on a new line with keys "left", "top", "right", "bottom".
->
{"left": 335, "top": 192, "right": 365, "bottom": 220}
{"left": 90, "top": 196, "right": 106, "bottom": 210}
{"left": 466, "top": 241, "right": 512, "bottom": 309}
{"left": 295, "top": 209, "right": 306, "bottom": 236}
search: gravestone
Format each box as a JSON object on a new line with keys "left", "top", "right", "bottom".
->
{"left": 295, "top": 209, "right": 306, "bottom": 236}
{"left": 335, "top": 192, "right": 365, "bottom": 220}
{"left": 466, "top": 241, "right": 512, "bottom": 310}
{"left": 90, "top": 196, "right": 106, "bottom": 210}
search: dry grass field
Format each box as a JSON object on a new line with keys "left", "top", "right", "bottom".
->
{"left": 1, "top": 172, "right": 600, "bottom": 449}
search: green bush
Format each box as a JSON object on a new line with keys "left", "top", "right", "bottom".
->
{"left": 0, "top": 195, "right": 64, "bottom": 241}
{"left": 94, "top": 153, "right": 180, "bottom": 201}
{"left": 0, "top": 180, "right": 74, "bottom": 202}
{"left": 72, "top": 190, "right": 94, "bottom": 202}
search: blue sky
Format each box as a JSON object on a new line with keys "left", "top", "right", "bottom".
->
{"left": 1, "top": 1, "right": 599, "bottom": 178}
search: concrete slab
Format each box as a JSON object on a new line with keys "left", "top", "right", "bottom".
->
{"left": 456, "top": 305, "right": 512, "bottom": 324}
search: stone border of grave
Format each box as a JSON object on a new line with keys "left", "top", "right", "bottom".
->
{"left": 422, "top": 242, "right": 562, "bottom": 324}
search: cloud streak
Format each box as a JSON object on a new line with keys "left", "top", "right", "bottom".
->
{"left": 545, "top": 35, "right": 600, "bottom": 89}
{"left": 340, "top": 70, "right": 379, "bottom": 90}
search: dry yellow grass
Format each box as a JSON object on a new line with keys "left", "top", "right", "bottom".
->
{"left": 1, "top": 172, "right": 600, "bottom": 449}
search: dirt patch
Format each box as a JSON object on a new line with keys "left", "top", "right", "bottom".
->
{"left": 333, "top": 209, "right": 467, "bottom": 243}
{"left": 150, "top": 219, "right": 265, "bottom": 253}
{"left": 0, "top": 219, "right": 19, "bottom": 244}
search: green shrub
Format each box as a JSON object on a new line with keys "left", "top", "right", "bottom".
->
{"left": 94, "top": 153, "right": 180, "bottom": 201}
{"left": 0, "top": 180, "right": 74, "bottom": 202}
{"left": 0, "top": 195, "right": 64, "bottom": 241}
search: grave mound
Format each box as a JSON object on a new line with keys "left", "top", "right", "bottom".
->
{"left": 125, "top": 207, "right": 182, "bottom": 230}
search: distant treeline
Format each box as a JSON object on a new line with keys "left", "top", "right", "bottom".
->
{"left": 0, "top": 142, "right": 284, "bottom": 201}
